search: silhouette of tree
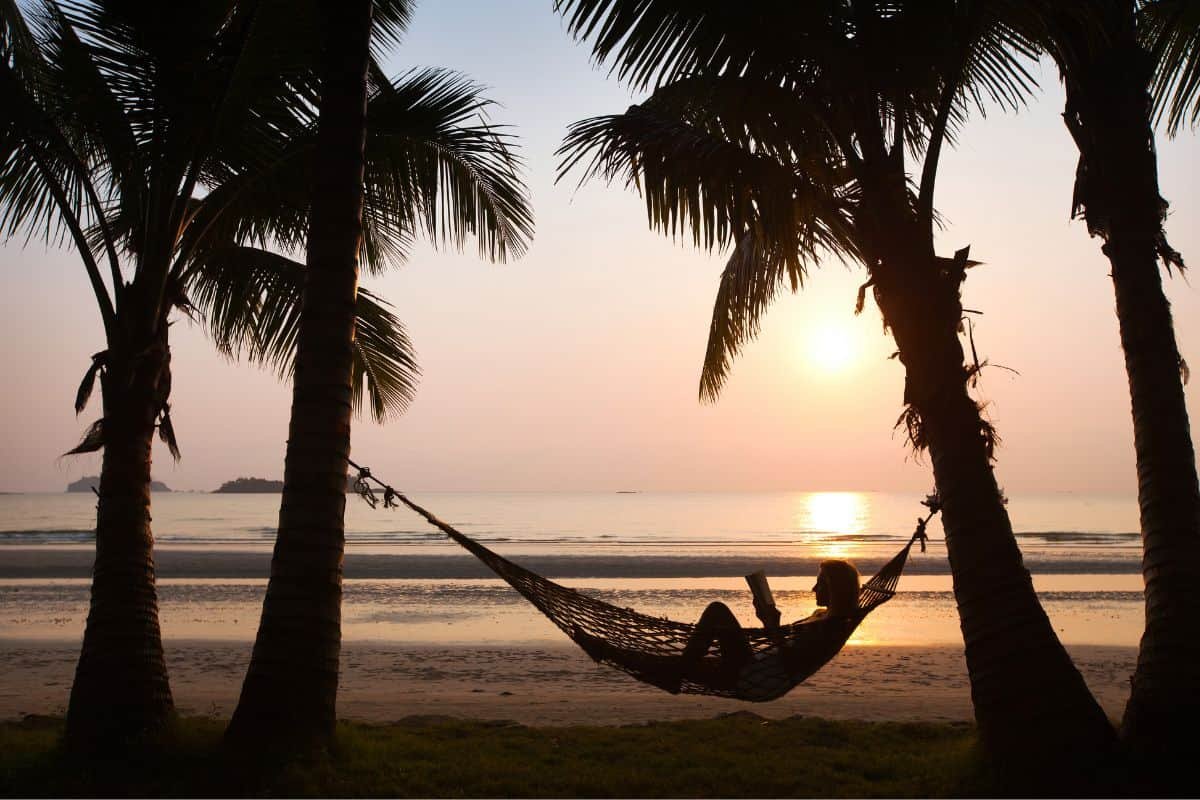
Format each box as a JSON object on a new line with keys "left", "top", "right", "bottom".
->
{"left": 556, "top": 0, "right": 1114, "bottom": 773}
{"left": 1042, "top": 0, "right": 1200, "bottom": 762}
{"left": 225, "top": 0, "right": 533, "bottom": 749}
{"left": 0, "top": 0, "right": 515, "bottom": 748}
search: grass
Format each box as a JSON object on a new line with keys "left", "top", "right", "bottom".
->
{"left": 0, "top": 713, "right": 995, "bottom": 797}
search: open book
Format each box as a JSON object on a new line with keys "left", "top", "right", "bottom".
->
{"left": 745, "top": 569, "right": 781, "bottom": 628}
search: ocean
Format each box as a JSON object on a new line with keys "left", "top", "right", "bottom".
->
{"left": 0, "top": 489, "right": 1144, "bottom": 558}
{"left": 0, "top": 491, "right": 1146, "bottom": 648}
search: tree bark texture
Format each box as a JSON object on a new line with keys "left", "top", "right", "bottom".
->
{"left": 859, "top": 184, "right": 1116, "bottom": 774}
{"left": 1110, "top": 232, "right": 1200, "bottom": 753}
{"left": 66, "top": 331, "right": 175, "bottom": 750}
{"left": 1057, "top": 0, "right": 1200, "bottom": 755}
{"left": 227, "top": 0, "right": 372, "bottom": 749}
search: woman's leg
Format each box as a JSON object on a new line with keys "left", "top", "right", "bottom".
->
{"left": 682, "top": 602, "right": 753, "bottom": 667}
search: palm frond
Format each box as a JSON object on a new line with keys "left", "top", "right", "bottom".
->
{"left": 178, "top": 67, "right": 533, "bottom": 276}
{"left": 65, "top": 417, "right": 105, "bottom": 455}
{"left": 179, "top": 0, "right": 326, "bottom": 215}
{"left": 0, "top": 51, "right": 118, "bottom": 329}
{"left": 187, "top": 246, "right": 297, "bottom": 362}
{"left": 559, "top": 74, "right": 860, "bottom": 404}
{"left": 0, "top": 56, "right": 91, "bottom": 246}
{"left": 48, "top": 0, "right": 328, "bottom": 268}
{"left": 559, "top": 0, "right": 1043, "bottom": 162}
{"left": 175, "top": 140, "right": 316, "bottom": 267}
{"left": 629, "top": 73, "right": 846, "bottom": 169}
{"left": 559, "top": 99, "right": 853, "bottom": 267}
{"left": 0, "top": 0, "right": 39, "bottom": 73}
{"left": 270, "top": 0, "right": 414, "bottom": 63}
{"left": 186, "top": 245, "right": 419, "bottom": 420}
{"left": 158, "top": 406, "right": 180, "bottom": 461}
{"left": 363, "top": 67, "right": 534, "bottom": 267}
{"left": 1143, "top": 0, "right": 1200, "bottom": 134}
{"left": 699, "top": 234, "right": 794, "bottom": 402}
{"left": 352, "top": 287, "right": 419, "bottom": 420}
{"left": 370, "top": 0, "right": 414, "bottom": 56}
{"left": 74, "top": 351, "right": 105, "bottom": 414}
{"left": 37, "top": 1, "right": 145, "bottom": 246}
{"left": 555, "top": 0, "right": 808, "bottom": 91}
{"left": 954, "top": 2, "right": 1041, "bottom": 116}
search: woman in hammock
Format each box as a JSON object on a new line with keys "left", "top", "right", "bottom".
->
{"left": 670, "top": 559, "right": 861, "bottom": 694}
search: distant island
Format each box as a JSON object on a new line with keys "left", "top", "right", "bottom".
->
{"left": 68, "top": 476, "right": 171, "bottom": 493}
{"left": 215, "top": 475, "right": 359, "bottom": 493}
{"left": 214, "top": 477, "right": 284, "bottom": 493}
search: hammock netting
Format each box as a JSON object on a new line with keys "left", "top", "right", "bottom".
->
{"left": 355, "top": 465, "right": 923, "bottom": 703}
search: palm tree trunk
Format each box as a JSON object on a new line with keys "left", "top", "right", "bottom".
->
{"left": 1109, "top": 231, "right": 1200, "bottom": 754}
{"left": 871, "top": 237, "right": 1116, "bottom": 775}
{"left": 66, "top": 333, "right": 174, "bottom": 750}
{"left": 1057, "top": 2, "right": 1200, "bottom": 756}
{"left": 226, "top": 0, "right": 372, "bottom": 749}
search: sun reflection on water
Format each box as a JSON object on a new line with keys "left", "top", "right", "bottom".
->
{"left": 798, "top": 492, "right": 869, "bottom": 560}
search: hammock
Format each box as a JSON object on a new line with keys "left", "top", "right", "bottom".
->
{"left": 348, "top": 461, "right": 928, "bottom": 702}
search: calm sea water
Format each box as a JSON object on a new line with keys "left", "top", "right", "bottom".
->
{"left": 0, "top": 490, "right": 1143, "bottom": 563}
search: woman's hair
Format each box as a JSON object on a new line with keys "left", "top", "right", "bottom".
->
{"left": 819, "top": 559, "right": 861, "bottom": 616}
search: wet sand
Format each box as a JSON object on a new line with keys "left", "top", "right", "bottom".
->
{"left": 1, "top": 639, "right": 1135, "bottom": 726}
{"left": 0, "top": 547, "right": 1141, "bottom": 579}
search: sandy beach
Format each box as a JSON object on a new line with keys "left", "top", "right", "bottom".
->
{"left": 0, "top": 532, "right": 1144, "bottom": 728}
{"left": 1, "top": 639, "right": 1136, "bottom": 726}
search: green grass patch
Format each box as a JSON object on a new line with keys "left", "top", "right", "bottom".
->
{"left": 0, "top": 713, "right": 994, "bottom": 797}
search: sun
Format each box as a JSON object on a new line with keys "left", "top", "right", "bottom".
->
{"left": 806, "top": 321, "right": 858, "bottom": 373}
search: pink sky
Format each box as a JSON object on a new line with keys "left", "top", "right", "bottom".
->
{"left": 1, "top": 1, "right": 1197, "bottom": 493}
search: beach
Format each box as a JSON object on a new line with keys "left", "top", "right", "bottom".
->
{"left": 0, "top": 491, "right": 1146, "bottom": 727}
{"left": 1, "top": 639, "right": 1136, "bottom": 726}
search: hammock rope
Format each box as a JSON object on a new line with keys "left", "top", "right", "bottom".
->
{"left": 346, "top": 459, "right": 935, "bottom": 702}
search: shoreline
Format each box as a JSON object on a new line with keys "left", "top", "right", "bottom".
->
{"left": 1, "top": 639, "right": 1135, "bottom": 727}
{"left": 0, "top": 547, "right": 1142, "bottom": 579}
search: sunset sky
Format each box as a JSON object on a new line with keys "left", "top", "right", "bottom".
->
{"left": 1, "top": 0, "right": 1198, "bottom": 494}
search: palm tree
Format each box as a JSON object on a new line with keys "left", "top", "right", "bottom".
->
{"left": 225, "top": 0, "right": 533, "bottom": 749}
{"left": 0, "top": 0, "right": 472, "bottom": 748}
{"left": 1041, "top": 0, "right": 1200, "bottom": 758}
{"left": 555, "top": 0, "right": 1114, "bottom": 771}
